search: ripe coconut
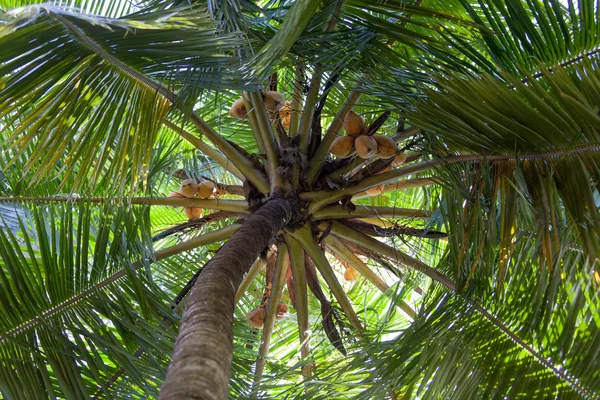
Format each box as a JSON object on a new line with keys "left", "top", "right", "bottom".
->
{"left": 279, "top": 101, "right": 292, "bottom": 118}
{"left": 344, "top": 267, "right": 360, "bottom": 281}
{"left": 392, "top": 153, "right": 408, "bottom": 167}
{"left": 343, "top": 111, "right": 365, "bottom": 137}
{"left": 179, "top": 179, "right": 199, "bottom": 198}
{"left": 373, "top": 135, "right": 400, "bottom": 159}
{"left": 184, "top": 207, "right": 202, "bottom": 220}
{"left": 355, "top": 135, "right": 378, "bottom": 159}
{"left": 366, "top": 185, "right": 385, "bottom": 196}
{"left": 198, "top": 180, "right": 215, "bottom": 199}
{"left": 264, "top": 91, "right": 286, "bottom": 112}
{"left": 365, "top": 165, "right": 391, "bottom": 195}
{"left": 168, "top": 191, "right": 184, "bottom": 198}
{"left": 229, "top": 98, "right": 247, "bottom": 119}
{"left": 276, "top": 302, "right": 289, "bottom": 321}
{"left": 280, "top": 101, "right": 292, "bottom": 128}
{"left": 167, "top": 191, "right": 184, "bottom": 207}
{"left": 329, "top": 136, "right": 355, "bottom": 158}
{"left": 247, "top": 307, "right": 267, "bottom": 329}
{"left": 281, "top": 113, "right": 291, "bottom": 128}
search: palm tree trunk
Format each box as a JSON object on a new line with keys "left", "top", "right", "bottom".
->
{"left": 159, "top": 199, "right": 295, "bottom": 400}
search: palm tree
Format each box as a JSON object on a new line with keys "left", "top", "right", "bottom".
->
{"left": 0, "top": 0, "right": 599, "bottom": 398}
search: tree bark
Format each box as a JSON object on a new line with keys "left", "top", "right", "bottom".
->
{"left": 160, "top": 199, "right": 294, "bottom": 400}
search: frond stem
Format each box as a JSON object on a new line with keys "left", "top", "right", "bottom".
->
{"left": 0, "top": 224, "right": 238, "bottom": 341}
{"left": 323, "top": 235, "right": 417, "bottom": 319}
{"left": 287, "top": 225, "right": 364, "bottom": 332}
{"left": 328, "top": 221, "right": 592, "bottom": 396}
{"left": 306, "top": 145, "right": 600, "bottom": 213}
{"left": 352, "top": 178, "right": 438, "bottom": 200}
{"left": 0, "top": 197, "right": 250, "bottom": 214}
{"left": 252, "top": 243, "right": 289, "bottom": 396}
{"left": 247, "top": 91, "right": 283, "bottom": 192}
{"left": 234, "top": 258, "right": 265, "bottom": 304}
{"left": 284, "top": 234, "right": 312, "bottom": 378}
{"left": 163, "top": 121, "right": 244, "bottom": 181}
{"left": 306, "top": 91, "right": 362, "bottom": 185}
{"left": 522, "top": 47, "right": 600, "bottom": 83}
{"left": 312, "top": 205, "right": 432, "bottom": 220}
{"left": 54, "top": 14, "right": 269, "bottom": 193}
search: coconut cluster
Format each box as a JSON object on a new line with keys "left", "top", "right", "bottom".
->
{"left": 329, "top": 111, "right": 404, "bottom": 160}
{"left": 168, "top": 179, "right": 217, "bottom": 220}
{"left": 229, "top": 91, "right": 292, "bottom": 122}
{"left": 246, "top": 302, "right": 289, "bottom": 329}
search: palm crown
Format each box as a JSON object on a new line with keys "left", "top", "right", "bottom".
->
{"left": 0, "top": 0, "right": 599, "bottom": 399}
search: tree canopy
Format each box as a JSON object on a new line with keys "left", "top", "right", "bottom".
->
{"left": 0, "top": 0, "right": 599, "bottom": 398}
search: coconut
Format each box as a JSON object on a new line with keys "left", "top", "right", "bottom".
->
{"left": 365, "top": 165, "right": 391, "bottom": 196}
{"left": 184, "top": 207, "right": 202, "bottom": 220}
{"left": 264, "top": 91, "right": 286, "bottom": 112}
{"left": 229, "top": 98, "right": 247, "bottom": 119}
{"left": 281, "top": 113, "right": 291, "bottom": 128}
{"left": 344, "top": 267, "right": 360, "bottom": 281}
{"left": 392, "top": 153, "right": 408, "bottom": 167}
{"left": 355, "top": 135, "right": 378, "bottom": 159}
{"left": 279, "top": 101, "right": 292, "bottom": 118}
{"left": 280, "top": 101, "right": 292, "bottom": 128}
{"left": 168, "top": 191, "right": 184, "bottom": 198}
{"left": 179, "top": 179, "right": 199, "bottom": 198}
{"left": 366, "top": 185, "right": 385, "bottom": 196}
{"left": 276, "top": 302, "right": 289, "bottom": 321}
{"left": 329, "top": 136, "right": 355, "bottom": 158}
{"left": 247, "top": 307, "right": 267, "bottom": 329}
{"left": 343, "top": 111, "right": 365, "bottom": 137}
{"left": 198, "top": 180, "right": 215, "bottom": 199}
{"left": 373, "top": 135, "right": 400, "bottom": 159}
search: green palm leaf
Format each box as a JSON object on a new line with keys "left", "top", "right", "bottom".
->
{"left": 0, "top": 6, "right": 240, "bottom": 194}
{"left": 1, "top": 0, "right": 599, "bottom": 398}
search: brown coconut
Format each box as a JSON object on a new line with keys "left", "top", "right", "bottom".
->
{"left": 366, "top": 185, "right": 385, "bottom": 196}
{"left": 179, "top": 179, "right": 199, "bottom": 198}
{"left": 229, "top": 98, "right": 247, "bottom": 119}
{"left": 280, "top": 101, "right": 292, "bottom": 128}
{"left": 365, "top": 165, "right": 391, "bottom": 196}
{"left": 392, "top": 153, "right": 408, "bottom": 167}
{"left": 329, "top": 136, "right": 355, "bottom": 158}
{"left": 168, "top": 191, "right": 184, "bottom": 198}
{"left": 343, "top": 111, "right": 366, "bottom": 137}
{"left": 198, "top": 180, "right": 215, "bottom": 199}
{"left": 247, "top": 307, "right": 267, "bottom": 329}
{"left": 264, "top": 91, "right": 286, "bottom": 112}
{"left": 344, "top": 267, "right": 360, "bottom": 281}
{"left": 373, "top": 135, "right": 400, "bottom": 159}
{"left": 167, "top": 191, "right": 184, "bottom": 207}
{"left": 279, "top": 101, "right": 292, "bottom": 118}
{"left": 276, "top": 302, "right": 289, "bottom": 321}
{"left": 355, "top": 135, "right": 378, "bottom": 159}
{"left": 184, "top": 207, "right": 202, "bottom": 220}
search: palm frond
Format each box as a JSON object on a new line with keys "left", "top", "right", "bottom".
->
{"left": 243, "top": 0, "right": 322, "bottom": 80}
{"left": 348, "top": 289, "right": 590, "bottom": 399}
{"left": 453, "top": 0, "right": 600, "bottom": 76}
{"left": 0, "top": 203, "right": 173, "bottom": 397}
{"left": 0, "top": 5, "right": 240, "bottom": 194}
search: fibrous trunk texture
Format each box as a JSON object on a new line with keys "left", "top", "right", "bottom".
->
{"left": 160, "top": 199, "right": 294, "bottom": 400}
